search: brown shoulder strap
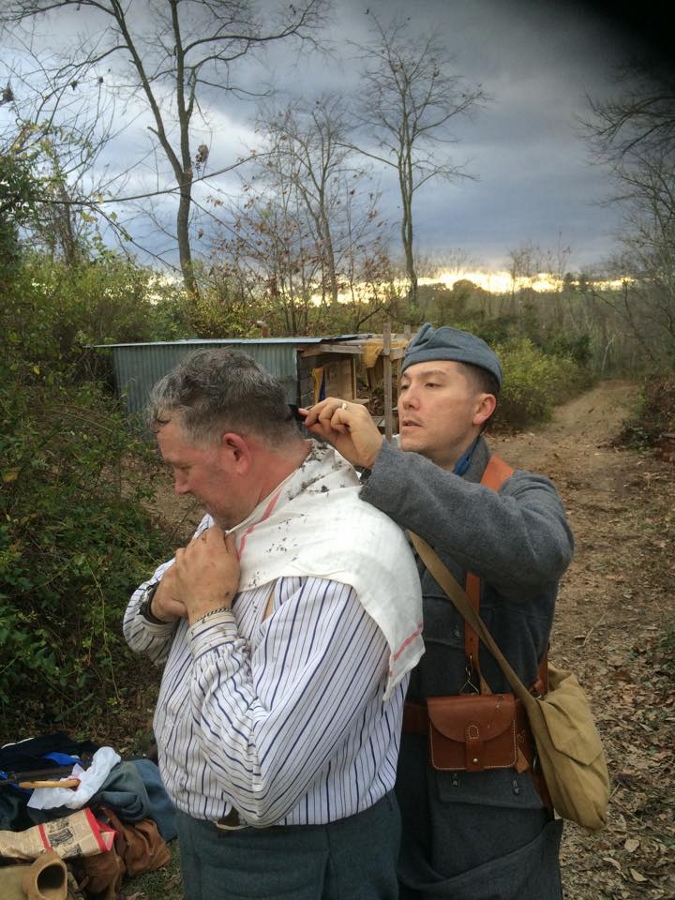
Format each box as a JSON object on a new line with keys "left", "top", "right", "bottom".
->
{"left": 465, "top": 454, "right": 514, "bottom": 691}
{"left": 479, "top": 453, "right": 515, "bottom": 490}
{"left": 465, "top": 452, "right": 548, "bottom": 695}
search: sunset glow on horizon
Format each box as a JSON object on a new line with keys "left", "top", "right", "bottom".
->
{"left": 425, "top": 271, "right": 627, "bottom": 294}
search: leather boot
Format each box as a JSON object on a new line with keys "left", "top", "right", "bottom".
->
{"left": 21, "top": 850, "right": 68, "bottom": 900}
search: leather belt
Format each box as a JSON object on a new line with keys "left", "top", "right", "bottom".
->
{"left": 215, "top": 807, "right": 286, "bottom": 833}
{"left": 402, "top": 701, "right": 428, "bottom": 735}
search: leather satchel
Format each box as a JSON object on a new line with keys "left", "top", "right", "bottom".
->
{"left": 97, "top": 806, "right": 170, "bottom": 876}
{"left": 426, "top": 692, "right": 519, "bottom": 772}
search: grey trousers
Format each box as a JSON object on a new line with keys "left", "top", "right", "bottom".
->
{"left": 175, "top": 792, "right": 401, "bottom": 899}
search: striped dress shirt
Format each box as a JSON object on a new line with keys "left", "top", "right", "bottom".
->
{"left": 124, "top": 572, "right": 407, "bottom": 828}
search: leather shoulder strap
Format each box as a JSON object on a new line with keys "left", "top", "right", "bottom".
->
{"left": 465, "top": 454, "right": 514, "bottom": 690}
{"left": 410, "top": 452, "right": 548, "bottom": 698}
{"left": 467, "top": 452, "right": 548, "bottom": 695}
{"left": 479, "top": 452, "right": 515, "bottom": 490}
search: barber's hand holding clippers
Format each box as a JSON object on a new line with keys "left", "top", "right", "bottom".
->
{"left": 300, "top": 398, "right": 385, "bottom": 471}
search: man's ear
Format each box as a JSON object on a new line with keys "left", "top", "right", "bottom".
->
{"left": 220, "top": 432, "right": 252, "bottom": 471}
{"left": 473, "top": 393, "right": 497, "bottom": 428}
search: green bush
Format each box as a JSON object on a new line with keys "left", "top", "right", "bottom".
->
{"left": 542, "top": 330, "right": 592, "bottom": 368}
{"left": 0, "top": 150, "right": 42, "bottom": 277}
{"left": 0, "top": 366, "right": 174, "bottom": 728}
{"left": 2, "top": 254, "right": 168, "bottom": 371}
{"left": 615, "top": 372, "right": 675, "bottom": 449}
{"left": 492, "top": 337, "right": 587, "bottom": 431}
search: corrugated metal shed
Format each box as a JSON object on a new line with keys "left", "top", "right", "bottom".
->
{"left": 95, "top": 336, "right": 364, "bottom": 420}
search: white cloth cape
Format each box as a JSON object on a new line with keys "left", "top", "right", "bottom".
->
{"left": 200, "top": 441, "right": 424, "bottom": 700}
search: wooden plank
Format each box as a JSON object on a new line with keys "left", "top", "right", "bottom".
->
{"left": 382, "top": 322, "right": 393, "bottom": 442}
{"left": 322, "top": 359, "right": 354, "bottom": 399}
{"left": 300, "top": 343, "right": 364, "bottom": 357}
{"left": 298, "top": 328, "right": 410, "bottom": 434}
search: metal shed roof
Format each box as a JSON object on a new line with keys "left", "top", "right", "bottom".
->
{"left": 96, "top": 336, "right": 362, "bottom": 348}
{"left": 94, "top": 336, "right": 369, "bottom": 419}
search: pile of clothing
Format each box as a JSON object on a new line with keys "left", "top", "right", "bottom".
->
{"left": 0, "top": 732, "right": 176, "bottom": 899}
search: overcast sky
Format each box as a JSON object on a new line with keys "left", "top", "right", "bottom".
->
{"left": 288, "top": 0, "right": 664, "bottom": 277}
{"left": 2, "top": 0, "right": 670, "bottom": 280}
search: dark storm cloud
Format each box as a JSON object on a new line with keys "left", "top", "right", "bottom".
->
{"left": 3, "top": 0, "right": 669, "bottom": 275}
{"left": 247, "top": 0, "right": 655, "bottom": 272}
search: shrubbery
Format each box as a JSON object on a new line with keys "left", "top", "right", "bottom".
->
{"left": 492, "top": 337, "right": 594, "bottom": 431}
{"left": 615, "top": 373, "right": 675, "bottom": 449}
{"left": 0, "top": 364, "right": 174, "bottom": 732}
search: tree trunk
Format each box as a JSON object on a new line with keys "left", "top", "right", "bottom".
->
{"left": 176, "top": 169, "right": 199, "bottom": 303}
{"left": 400, "top": 153, "right": 417, "bottom": 309}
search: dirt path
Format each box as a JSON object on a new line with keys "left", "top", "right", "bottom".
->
{"left": 490, "top": 380, "right": 675, "bottom": 900}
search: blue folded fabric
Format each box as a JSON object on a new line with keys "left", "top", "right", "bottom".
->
{"left": 130, "top": 758, "right": 177, "bottom": 842}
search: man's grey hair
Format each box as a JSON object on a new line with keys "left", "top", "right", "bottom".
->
{"left": 147, "top": 347, "right": 300, "bottom": 448}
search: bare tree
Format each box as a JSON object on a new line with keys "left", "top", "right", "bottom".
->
{"left": 506, "top": 242, "right": 542, "bottom": 313}
{"left": 584, "top": 63, "right": 675, "bottom": 365}
{"left": 254, "top": 95, "right": 382, "bottom": 306}
{"left": 0, "top": 0, "right": 329, "bottom": 300}
{"left": 0, "top": 40, "right": 125, "bottom": 263}
{"left": 215, "top": 174, "right": 321, "bottom": 335}
{"left": 353, "top": 13, "right": 487, "bottom": 308}
{"left": 586, "top": 63, "right": 675, "bottom": 163}
{"left": 607, "top": 152, "right": 675, "bottom": 364}
{"left": 206, "top": 91, "right": 390, "bottom": 334}
{"left": 265, "top": 96, "right": 350, "bottom": 306}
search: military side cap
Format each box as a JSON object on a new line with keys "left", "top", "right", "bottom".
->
{"left": 402, "top": 323, "right": 503, "bottom": 388}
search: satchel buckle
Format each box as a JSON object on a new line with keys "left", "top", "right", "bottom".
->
{"left": 464, "top": 722, "right": 485, "bottom": 771}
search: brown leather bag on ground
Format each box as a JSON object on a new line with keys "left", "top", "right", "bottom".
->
{"left": 98, "top": 806, "right": 170, "bottom": 876}
{"left": 71, "top": 846, "right": 125, "bottom": 900}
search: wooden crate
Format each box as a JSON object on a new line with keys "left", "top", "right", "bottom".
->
{"left": 321, "top": 358, "right": 355, "bottom": 399}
